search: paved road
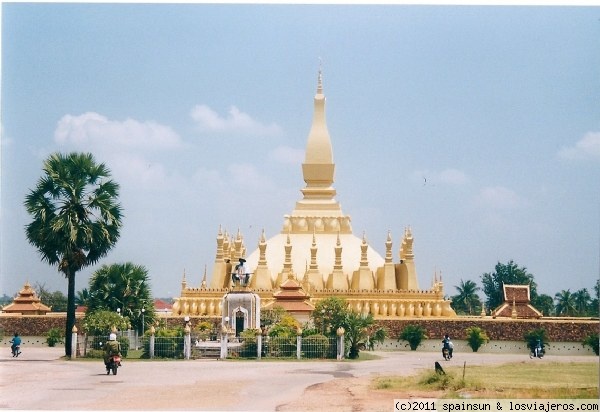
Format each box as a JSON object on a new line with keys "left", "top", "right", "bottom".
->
{"left": 0, "top": 347, "right": 596, "bottom": 411}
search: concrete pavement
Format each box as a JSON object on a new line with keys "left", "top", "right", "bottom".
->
{"left": 0, "top": 346, "right": 597, "bottom": 411}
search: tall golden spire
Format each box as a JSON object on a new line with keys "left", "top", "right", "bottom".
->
{"left": 285, "top": 65, "right": 352, "bottom": 234}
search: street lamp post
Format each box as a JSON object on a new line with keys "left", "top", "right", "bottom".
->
{"left": 141, "top": 308, "right": 145, "bottom": 336}
{"left": 117, "top": 308, "right": 121, "bottom": 316}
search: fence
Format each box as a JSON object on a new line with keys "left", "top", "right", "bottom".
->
{"left": 73, "top": 330, "right": 343, "bottom": 360}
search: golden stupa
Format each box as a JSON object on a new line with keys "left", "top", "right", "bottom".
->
{"left": 173, "top": 70, "right": 456, "bottom": 319}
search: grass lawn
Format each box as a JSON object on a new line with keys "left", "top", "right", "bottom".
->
{"left": 373, "top": 361, "right": 599, "bottom": 399}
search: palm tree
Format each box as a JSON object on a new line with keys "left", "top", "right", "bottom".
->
{"left": 87, "top": 263, "right": 155, "bottom": 333}
{"left": 24, "top": 152, "right": 122, "bottom": 356}
{"left": 451, "top": 279, "right": 482, "bottom": 315}
{"left": 572, "top": 288, "right": 591, "bottom": 316}
{"left": 554, "top": 289, "right": 576, "bottom": 317}
{"left": 75, "top": 288, "right": 91, "bottom": 307}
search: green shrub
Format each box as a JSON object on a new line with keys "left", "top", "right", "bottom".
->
{"left": 143, "top": 328, "right": 183, "bottom": 358}
{"left": 524, "top": 328, "right": 548, "bottom": 352}
{"left": 398, "top": 324, "right": 428, "bottom": 350}
{"left": 118, "top": 336, "right": 129, "bottom": 358}
{"left": 465, "top": 326, "right": 489, "bottom": 352}
{"left": 582, "top": 332, "right": 599, "bottom": 355}
{"left": 84, "top": 349, "right": 104, "bottom": 358}
{"left": 302, "top": 334, "right": 330, "bottom": 358}
{"left": 46, "top": 327, "right": 64, "bottom": 347}
{"left": 267, "top": 336, "right": 296, "bottom": 357}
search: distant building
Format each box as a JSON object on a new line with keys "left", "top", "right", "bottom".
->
{"left": 2, "top": 281, "right": 51, "bottom": 315}
{"left": 492, "top": 284, "right": 542, "bottom": 319}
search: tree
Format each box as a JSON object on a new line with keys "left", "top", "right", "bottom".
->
{"left": 572, "top": 288, "right": 591, "bottom": 316}
{"left": 75, "top": 288, "right": 91, "bottom": 307}
{"left": 555, "top": 289, "right": 576, "bottom": 317}
{"left": 451, "top": 279, "right": 482, "bottom": 315}
{"left": 481, "top": 261, "right": 537, "bottom": 310}
{"left": 344, "top": 311, "right": 385, "bottom": 359}
{"left": 311, "top": 297, "right": 349, "bottom": 337}
{"left": 87, "top": 263, "right": 155, "bottom": 333}
{"left": 34, "top": 282, "right": 68, "bottom": 312}
{"left": 24, "top": 152, "right": 122, "bottom": 356}
{"left": 532, "top": 294, "right": 555, "bottom": 316}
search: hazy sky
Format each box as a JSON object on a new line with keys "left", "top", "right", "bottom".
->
{"left": 2, "top": 4, "right": 599, "bottom": 301}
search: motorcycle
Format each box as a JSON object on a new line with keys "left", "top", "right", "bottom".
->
{"left": 106, "top": 355, "right": 121, "bottom": 375}
{"left": 442, "top": 347, "right": 451, "bottom": 361}
{"left": 11, "top": 345, "right": 21, "bottom": 357}
{"left": 530, "top": 346, "right": 545, "bottom": 359}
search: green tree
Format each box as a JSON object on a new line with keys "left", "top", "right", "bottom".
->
{"left": 75, "top": 288, "right": 91, "bottom": 307}
{"left": 24, "top": 152, "right": 122, "bottom": 356}
{"left": 532, "top": 293, "right": 555, "bottom": 316}
{"left": 87, "top": 263, "right": 155, "bottom": 332}
{"left": 311, "top": 297, "right": 349, "bottom": 337}
{"left": 34, "top": 282, "right": 68, "bottom": 312}
{"left": 451, "top": 279, "right": 482, "bottom": 315}
{"left": 555, "top": 289, "right": 576, "bottom": 317}
{"left": 481, "top": 261, "right": 537, "bottom": 310}
{"left": 572, "top": 288, "right": 591, "bottom": 316}
{"left": 344, "top": 312, "right": 385, "bottom": 359}
{"left": 82, "top": 309, "right": 130, "bottom": 336}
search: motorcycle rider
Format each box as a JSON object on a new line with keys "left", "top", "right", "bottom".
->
{"left": 441, "top": 334, "right": 451, "bottom": 359}
{"left": 10, "top": 332, "right": 22, "bottom": 357}
{"left": 103, "top": 333, "right": 121, "bottom": 367}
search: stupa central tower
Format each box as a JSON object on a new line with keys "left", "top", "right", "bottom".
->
{"left": 285, "top": 69, "right": 351, "bottom": 235}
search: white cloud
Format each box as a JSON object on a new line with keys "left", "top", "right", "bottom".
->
{"left": 54, "top": 112, "right": 182, "bottom": 152}
{"left": 190, "top": 104, "right": 282, "bottom": 136}
{"left": 268, "top": 146, "right": 304, "bottom": 165}
{"left": 476, "top": 186, "right": 524, "bottom": 210}
{"left": 558, "top": 132, "right": 600, "bottom": 160}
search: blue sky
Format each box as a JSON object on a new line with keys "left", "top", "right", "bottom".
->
{"left": 1, "top": 4, "right": 599, "bottom": 301}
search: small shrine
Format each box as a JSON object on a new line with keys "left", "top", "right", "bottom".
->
{"left": 2, "top": 281, "right": 51, "bottom": 315}
{"left": 221, "top": 279, "right": 261, "bottom": 336}
{"left": 492, "top": 284, "right": 542, "bottom": 319}
{"left": 264, "top": 271, "right": 315, "bottom": 323}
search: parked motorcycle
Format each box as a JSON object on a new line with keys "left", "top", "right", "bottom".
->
{"left": 106, "top": 355, "right": 121, "bottom": 375}
{"left": 529, "top": 347, "right": 545, "bottom": 359}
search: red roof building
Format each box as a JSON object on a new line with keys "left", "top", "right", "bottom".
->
{"left": 2, "top": 282, "right": 51, "bottom": 315}
{"left": 492, "top": 284, "right": 543, "bottom": 319}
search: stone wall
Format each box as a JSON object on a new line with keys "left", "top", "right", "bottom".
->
{"left": 377, "top": 317, "right": 599, "bottom": 342}
{"left": 1, "top": 314, "right": 597, "bottom": 343}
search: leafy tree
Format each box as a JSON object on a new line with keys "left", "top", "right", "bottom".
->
{"left": 34, "top": 283, "right": 68, "bottom": 312}
{"left": 344, "top": 312, "right": 385, "bottom": 359}
{"left": 481, "top": 261, "right": 537, "bottom": 310}
{"left": 311, "top": 297, "right": 349, "bottom": 337}
{"left": 87, "top": 263, "right": 155, "bottom": 332}
{"left": 398, "top": 324, "right": 428, "bottom": 350}
{"left": 261, "top": 306, "right": 287, "bottom": 330}
{"left": 451, "top": 279, "right": 482, "bottom": 315}
{"left": 532, "top": 294, "right": 555, "bottom": 316}
{"left": 555, "top": 289, "right": 576, "bottom": 317}
{"left": 24, "top": 152, "right": 122, "bottom": 356}
{"left": 82, "top": 309, "right": 130, "bottom": 336}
